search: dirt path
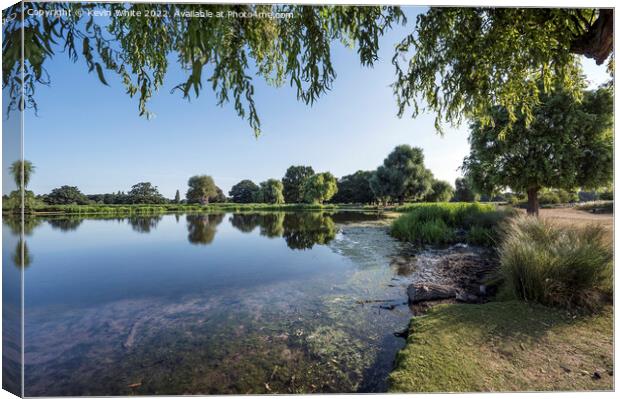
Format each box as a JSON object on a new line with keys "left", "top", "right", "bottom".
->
{"left": 513, "top": 207, "right": 613, "bottom": 232}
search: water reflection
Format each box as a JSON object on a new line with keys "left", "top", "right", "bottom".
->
{"left": 228, "top": 212, "right": 337, "bottom": 250}
{"left": 12, "top": 238, "right": 31, "bottom": 269}
{"left": 3, "top": 215, "right": 43, "bottom": 236}
{"left": 6, "top": 211, "right": 410, "bottom": 395}
{"left": 47, "top": 217, "right": 83, "bottom": 232}
{"left": 186, "top": 214, "right": 225, "bottom": 245}
{"left": 282, "top": 212, "right": 336, "bottom": 250}
{"left": 128, "top": 215, "right": 163, "bottom": 233}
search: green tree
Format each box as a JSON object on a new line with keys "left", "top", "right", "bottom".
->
{"left": 332, "top": 170, "right": 376, "bottom": 204}
{"left": 453, "top": 177, "right": 479, "bottom": 203}
{"left": 255, "top": 179, "right": 285, "bottom": 204}
{"left": 45, "top": 185, "right": 89, "bottom": 205}
{"left": 424, "top": 179, "right": 454, "bottom": 202}
{"left": 371, "top": 145, "right": 433, "bottom": 204}
{"left": 210, "top": 186, "right": 227, "bottom": 203}
{"left": 186, "top": 175, "right": 218, "bottom": 204}
{"left": 463, "top": 85, "right": 613, "bottom": 215}
{"left": 301, "top": 172, "right": 338, "bottom": 204}
{"left": 127, "top": 182, "right": 166, "bottom": 204}
{"left": 9, "top": 160, "right": 34, "bottom": 189}
{"left": 369, "top": 171, "right": 391, "bottom": 206}
{"left": 174, "top": 190, "right": 181, "bottom": 204}
{"left": 282, "top": 165, "right": 315, "bottom": 203}
{"left": 393, "top": 8, "right": 613, "bottom": 133}
{"left": 3, "top": 3, "right": 403, "bottom": 135}
{"left": 5, "top": 5, "right": 612, "bottom": 136}
{"left": 229, "top": 180, "right": 260, "bottom": 203}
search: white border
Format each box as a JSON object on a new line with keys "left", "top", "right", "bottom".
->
{"left": 0, "top": 1, "right": 617, "bottom": 399}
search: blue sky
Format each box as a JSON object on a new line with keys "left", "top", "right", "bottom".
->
{"left": 7, "top": 7, "right": 612, "bottom": 198}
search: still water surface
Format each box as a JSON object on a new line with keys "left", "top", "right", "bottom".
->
{"left": 4, "top": 211, "right": 415, "bottom": 395}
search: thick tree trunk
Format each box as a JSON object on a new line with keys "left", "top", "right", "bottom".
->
{"left": 570, "top": 9, "right": 614, "bottom": 65}
{"left": 526, "top": 187, "right": 539, "bottom": 216}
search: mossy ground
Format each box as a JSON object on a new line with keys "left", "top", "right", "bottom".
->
{"left": 389, "top": 301, "right": 613, "bottom": 392}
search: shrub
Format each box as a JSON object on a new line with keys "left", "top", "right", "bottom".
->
{"left": 390, "top": 203, "right": 514, "bottom": 245}
{"left": 539, "top": 190, "right": 560, "bottom": 205}
{"left": 392, "top": 217, "right": 454, "bottom": 244}
{"left": 466, "top": 226, "right": 494, "bottom": 246}
{"left": 499, "top": 216, "right": 612, "bottom": 311}
{"left": 599, "top": 190, "right": 613, "bottom": 200}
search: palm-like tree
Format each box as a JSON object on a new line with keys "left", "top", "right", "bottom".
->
{"left": 9, "top": 159, "right": 34, "bottom": 189}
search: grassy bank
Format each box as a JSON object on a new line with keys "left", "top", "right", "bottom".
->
{"left": 389, "top": 301, "right": 613, "bottom": 392}
{"left": 389, "top": 211, "right": 613, "bottom": 392}
{"left": 390, "top": 202, "right": 515, "bottom": 246}
{"left": 3, "top": 202, "right": 368, "bottom": 216}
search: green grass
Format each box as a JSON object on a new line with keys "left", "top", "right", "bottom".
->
{"left": 498, "top": 216, "right": 612, "bottom": 311}
{"left": 389, "top": 301, "right": 613, "bottom": 392}
{"left": 390, "top": 202, "right": 515, "bottom": 245}
{"left": 3, "top": 202, "right": 367, "bottom": 215}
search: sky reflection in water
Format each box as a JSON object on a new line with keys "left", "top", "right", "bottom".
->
{"left": 3, "top": 212, "right": 414, "bottom": 395}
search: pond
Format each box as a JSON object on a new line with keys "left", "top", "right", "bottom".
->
{"left": 3, "top": 211, "right": 416, "bottom": 396}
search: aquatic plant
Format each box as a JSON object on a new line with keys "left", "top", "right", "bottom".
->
{"left": 390, "top": 203, "right": 514, "bottom": 245}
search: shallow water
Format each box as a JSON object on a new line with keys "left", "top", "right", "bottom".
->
{"left": 3, "top": 211, "right": 415, "bottom": 396}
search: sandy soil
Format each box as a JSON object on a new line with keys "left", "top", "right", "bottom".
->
{"left": 514, "top": 207, "right": 614, "bottom": 233}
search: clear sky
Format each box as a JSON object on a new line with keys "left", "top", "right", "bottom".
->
{"left": 13, "top": 7, "right": 612, "bottom": 198}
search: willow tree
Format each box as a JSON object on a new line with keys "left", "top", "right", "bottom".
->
{"left": 392, "top": 8, "right": 613, "bottom": 133}
{"left": 301, "top": 172, "right": 338, "bottom": 204}
{"left": 2, "top": 2, "right": 404, "bottom": 135}
{"left": 463, "top": 85, "right": 613, "bottom": 215}
{"left": 3, "top": 4, "right": 612, "bottom": 136}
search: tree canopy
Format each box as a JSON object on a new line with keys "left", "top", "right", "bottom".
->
{"left": 127, "top": 182, "right": 166, "bottom": 204}
{"left": 3, "top": 4, "right": 612, "bottom": 136}
{"left": 186, "top": 175, "right": 218, "bottom": 204}
{"left": 424, "top": 179, "right": 454, "bottom": 202}
{"left": 332, "top": 170, "right": 376, "bottom": 204}
{"left": 453, "top": 177, "right": 479, "bottom": 203}
{"left": 229, "top": 179, "right": 260, "bottom": 203}
{"left": 255, "top": 179, "right": 285, "bottom": 204}
{"left": 45, "top": 185, "right": 89, "bottom": 205}
{"left": 392, "top": 8, "right": 613, "bottom": 133}
{"left": 2, "top": 2, "right": 404, "bottom": 135}
{"left": 370, "top": 145, "right": 433, "bottom": 204}
{"left": 301, "top": 172, "right": 338, "bottom": 204}
{"left": 282, "top": 165, "right": 315, "bottom": 203}
{"left": 463, "top": 85, "right": 613, "bottom": 215}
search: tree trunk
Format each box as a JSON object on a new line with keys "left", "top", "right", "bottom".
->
{"left": 526, "top": 187, "right": 539, "bottom": 216}
{"left": 569, "top": 9, "right": 614, "bottom": 65}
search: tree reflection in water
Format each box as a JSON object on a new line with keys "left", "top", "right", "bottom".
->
{"left": 229, "top": 212, "right": 336, "bottom": 250}
{"left": 186, "top": 214, "right": 225, "bottom": 245}
{"left": 47, "top": 216, "right": 84, "bottom": 232}
{"left": 282, "top": 212, "right": 336, "bottom": 250}
{"left": 12, "top": 238, "right": 31, "bottom": 269}
{"left": 3, "top": 215, "right": 43, "bottom": 236}
{"left": 128, "top": 216, "right": 163, "bottom": 233}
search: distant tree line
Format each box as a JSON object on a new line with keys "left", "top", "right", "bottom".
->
{"left": 8, "top": 130, "right": 613, "bottom": 209}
